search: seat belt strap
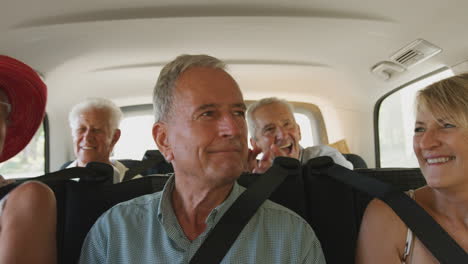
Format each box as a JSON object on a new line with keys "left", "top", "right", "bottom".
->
{"left": 18, "top": 162, "right": 114, "bottom": 183}
{"left": 27, "top": 167, "right": 96, "bottom": 181}
{"left": 189, "top": 157, "right": 300, "bottom": 264}
{"left": 382, "top": 191, "right": 468, "bottom": 263}
{"left": 317, "top": 158, "right": 468, "bottom": 263}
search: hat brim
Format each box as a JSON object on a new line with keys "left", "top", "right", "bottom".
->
{"left": 0, "top": 55, "right": 47, "bottom": 162}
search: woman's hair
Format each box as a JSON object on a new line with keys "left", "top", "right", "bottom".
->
{"left": 416, "top": 73, "right": 468, "bottom": 128}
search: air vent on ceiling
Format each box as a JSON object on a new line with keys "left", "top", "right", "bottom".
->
{"left": 390, "top": 39, "right": 442, "bottom": 68}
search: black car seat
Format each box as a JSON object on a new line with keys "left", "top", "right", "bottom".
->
{"left": 141, "top": 149, "right": 174, "bottom": 175}
{"left": 343, "top": 153, "right": 368, "bottom": 168}
{"left": 0, "top": 160, "right": 426, "bottom": 264}
{"left": 0, "top": 163, "right": 166, "bottom": 264}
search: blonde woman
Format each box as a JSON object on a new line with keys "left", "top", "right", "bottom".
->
{"left": 356, "top": 73, "right": 468, "bottom": 263}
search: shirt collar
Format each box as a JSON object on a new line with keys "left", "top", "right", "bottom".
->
{"left": 298, "top": 145, "right": 305, "bottom": 163}
{"left": 206, "top": 181, "right": 243, "bottom": 226}
{"left": 111, "top": 160, "right": 126, "bottom": 183}
{"left": 157, "top": 175, "right": 244, "bottom": 229}
{"left": 157, "top": 175, "right": 176, "bottom": 223}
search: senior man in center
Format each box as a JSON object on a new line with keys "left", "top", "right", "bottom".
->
{"left": 79, "top": 54, "right": 326, "bottom": 263}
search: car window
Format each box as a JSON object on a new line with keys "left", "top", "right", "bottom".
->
{"left": 113, "top": 114, "right": 155, "bottom": 160}
{"left": 0, "top": 118, "right": 48, "bottom": 179}
{"left": 375, "top": 68, "right": 453, "bottom": 167}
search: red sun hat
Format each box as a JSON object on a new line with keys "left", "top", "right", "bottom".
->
{"left": 0, "top": 55, "right": 47, "bottom": 162}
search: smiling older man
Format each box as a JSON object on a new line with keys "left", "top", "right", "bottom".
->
{"left": 79, "top": 55, "right": 325, "bottom": 264}
{"left": 247, "top": 97, "right": 353, "bottom": 173}
{"left": 66, "top": 98, "right": 129, "bottom": 183}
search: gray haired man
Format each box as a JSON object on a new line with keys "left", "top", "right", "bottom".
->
{"left": 247, "top": 97, "right": 353, "bottom": 173}
{"left": 79, "top": 55, "right": 326, "bottom": 263}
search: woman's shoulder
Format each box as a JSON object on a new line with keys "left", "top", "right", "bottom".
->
{"left": 356, "top": 198, "right": 409, "bottom": 263}
{"left": 363, "top": 198, "right": 406, "bottom": 228}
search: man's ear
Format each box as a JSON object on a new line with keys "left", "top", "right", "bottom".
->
{"left": 250, "top": 138, "right": 260, "bottom": 151}
{"left": 153, "top": 122, "right": 173, "bottom": 161}
{"left": 110, "top": 129, "right": 121, "bottom": 148}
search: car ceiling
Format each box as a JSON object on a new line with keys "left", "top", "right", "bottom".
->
{"left": 2, "top": 0, "right": 468, "bottom": 115}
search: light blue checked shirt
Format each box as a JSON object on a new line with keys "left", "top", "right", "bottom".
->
{"left": 79, "top": 175, "right": 326, "bottom": 264}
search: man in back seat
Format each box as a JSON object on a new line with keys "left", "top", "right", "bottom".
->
{"left": 79, "top": 54, "right": 325, "bottom": 263}
{"left": 246, "top": 97, "right": 353, "bottom": 173}
{"left": 66, "top": 98, "right": 135, "bottom": 183}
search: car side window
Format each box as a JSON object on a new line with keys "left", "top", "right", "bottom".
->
{"left": 375, "top": 68, "right": 453, "bottom": 167}
{"left": 113, "top": 112, "right": 155, "bottom": 160}
{"left": 0, "top": 117, "right": 48, "bottom": 178}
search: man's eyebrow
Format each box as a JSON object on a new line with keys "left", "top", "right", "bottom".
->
{"left": 195, "top": 104, "right": 217, "bottom": 112}
{"left": 415, "top": 121, "right": 425, "bottom": 125}
{"left": 194, "top": 103, "right": 246, "bottom": 112}
{"left": 262, "top": 123, "right": 274, "bottom": 130}
{"left": 232, "top": 103, "right": 246, "bottom": 110}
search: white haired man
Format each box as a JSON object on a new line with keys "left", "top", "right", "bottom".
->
{"left": 67, "top": 98, "right": 129, "bottom": 183}
{"left": 79, "top": 55, "right": 326, "bottom": 263}
{"left": 247, "top": 97, "right": 353, "bottom": 173}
